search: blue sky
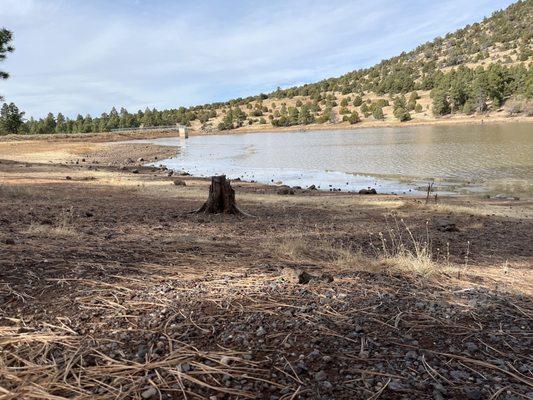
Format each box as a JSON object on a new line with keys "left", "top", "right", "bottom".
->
{"left": 0, "top": 0, "right": 516, "bottom": 118}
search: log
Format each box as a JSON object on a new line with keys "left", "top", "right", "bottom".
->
{"left": 195, "top": 175, "right": 246, "bottom": 215}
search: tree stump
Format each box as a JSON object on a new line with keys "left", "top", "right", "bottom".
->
{"left": 195, "top": 175, "right": 246, "bottom": 215}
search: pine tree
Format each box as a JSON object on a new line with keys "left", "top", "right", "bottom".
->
{"left": 0, "top": 28, "right": 14, "bottom": 80}
{"left": 55, "top": 113, "right": 66, "bottom": 133}
{"left": 0, "top": 102, "right": 25, "bottom": 134}
{"left": 1, "top": 28, "right": 15, "bottom": 101}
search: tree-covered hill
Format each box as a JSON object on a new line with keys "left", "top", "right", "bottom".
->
{"left": 3, "top": 0, "right": 533, "bottom": 135}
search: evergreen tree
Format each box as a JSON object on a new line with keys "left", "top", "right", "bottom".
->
{"left": 0, "top": 102, "right": 24, "bottom": 134}
{"left": 55, "top": 113, "right": 66, "bottom": 133}
{"left": 431, "top": 89, "right": 451, "bottom": 116}
{"left": 373, "top": 106, "right": 385, "bottom": 120}
{"left": 0, "top": 28, "right": 14, "bottom": 81}
{"left": 0, "top": 28, "right": 14, "bottom": 101}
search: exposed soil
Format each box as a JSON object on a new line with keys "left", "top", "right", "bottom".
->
{"left": 0, "top": 139, "right": 532, "bottom": 400}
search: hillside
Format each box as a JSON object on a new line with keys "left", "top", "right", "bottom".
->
{"left": 15, "top": 0, "right": 533, "bottom": 135}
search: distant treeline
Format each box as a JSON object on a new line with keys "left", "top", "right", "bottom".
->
{"left": 1, "top": 63, "right": 529, "bottom": 135}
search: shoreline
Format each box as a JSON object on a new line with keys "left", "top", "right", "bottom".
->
{"left": 1, "top": 114, "right": 531, "bottom": 142}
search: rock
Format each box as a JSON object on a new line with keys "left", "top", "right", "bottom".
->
{"left": 131, "top": 169, "right": 139, "bottom": 174}
{"left": 281, "top": 268, "right": 313, "bottom": 284}
{"left": 308, "top": 184, "right": 317, "bottom": 190}
{"left": 359, "top": 188, "right": 377, "bottom": 194}
{"left": 450, "top": 370, "right": 470, "bottom": 381}
{"left": 141, "top": 387, "right": 157, "bottom": 399}
{"left": 136, "top": 345, "right": 148, "bottom": 361}
{"left": 319, "top": 273, "right": 334, "bottom": 283}
{"left": 256, "top": 326, "right": 266, "bottom": 337}
{"left": 435, "top": 217, "right": 458, "bottom": 232}
{"left": 277, "top": 186, "right": 294, "bottom": 195}
{"left": 405, "top": 350, "right": 418, "bottom": 360}
{"left": 179, "top": 171, "right": 191, "bottom": 176}
{"left": 65, "top": 176, "right": 72, "bottom": 180}
{"left": 167, "top": 171, "right": 174, "bottom": 177}
{"left": 464, "top": 388, "right": 482, "bottom": 400}
{"left": 220, "top": 356, "right": 231, "bottom": 365}
{"left": 314, "top": 370, "right": 327, "bottom": 382}
{"left": 465, "top": 342, "right": 478, "bottom": 353}
{"left": 321, "top": 381, "right": 333, "bottom": 391}
{"left": 173, "top": 179, "right": 186, "bottom": 186}
{"left": 389, "top": 380, "right": 408, "bottom": 391}
{"left": 137, "top": 157, "right": 145, "bottom": 162}
{"left": 292, "top": 186, "right": 302, "bottom": 190}
{"left": 3, "top": 238, "right": 15, "bottom": 245}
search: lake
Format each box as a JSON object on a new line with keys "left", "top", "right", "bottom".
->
{"left": 132, "top": 122, "right": 533, "bottom": 197}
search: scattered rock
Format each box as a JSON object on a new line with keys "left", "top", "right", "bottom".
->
{"left": 137, "top": 157, "right": 145, "bottom": 162}
{"left": 173, "top": 179, "right": 186, "bottom": 186}
{"left": 167, "top": 171, "right": 174, "bottom": 177}
{"left": 131, "top": 169, "right": 139, "bottom": 174}
{"left": 65, "top": 176, "right": 72, "bottom": 180}
{"left": 308, "top": 184, "right": 317, "bottom": 190}
{"left": 256, "top": 326, "right": 266, "bottom": 337}
{"left": 359, "top": 188, "right": 377, "bottom": 194}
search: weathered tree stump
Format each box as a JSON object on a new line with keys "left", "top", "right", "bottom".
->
{"left": 195, "top": 175, "right": 246, "bottom": 215}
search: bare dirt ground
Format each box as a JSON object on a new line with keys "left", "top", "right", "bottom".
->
{"left": 0, "top": 139, "right": 532, "bottom": 400}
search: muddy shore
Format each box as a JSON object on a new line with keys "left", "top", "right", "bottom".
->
{"left": 0, "top": 138, "right": 532, "bottom": 399}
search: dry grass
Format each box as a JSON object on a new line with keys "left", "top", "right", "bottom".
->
{"left": 25, "top": 212, "right": 77, "bottom": 237}
{"left": 372, "top": 219, "right": 440, "bottom": 277}
{"left": 0, "top": 185, "right": 36, "bottom": 199}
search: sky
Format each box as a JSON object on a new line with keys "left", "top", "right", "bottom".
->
{"left": 0, "top": 0, "right": 517, "bottom": 119}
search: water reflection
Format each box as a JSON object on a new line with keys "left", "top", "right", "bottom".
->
{"left": 129, "top": 122, "right": 533, "bottom": 197}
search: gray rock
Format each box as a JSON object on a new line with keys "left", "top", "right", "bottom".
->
{"left": 465, "top": 342, "right": 478, "bottom": 353}
{"left": 141, "top": 387, "right": 157, "bottom": 399}
{"left": 256, "top": 326, "right": 266, "bottom": 337}
{"left": 359, "top": 188, "right": 377, "bottom": 195}
{"left": 464, "top": 388, "right": 482, "bottom": 400}
{"left": 450, "top": 370, "right": 470, "bottom": 381}
{"left": 314, "top": 370, "right": 327, "bottom": 382}
{"left": 173, "top": 179, "right": 186, "bottom": 186}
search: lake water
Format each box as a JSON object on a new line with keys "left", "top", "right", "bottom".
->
{"left": 132, "top": 122, "right": 533, "bottom": 197}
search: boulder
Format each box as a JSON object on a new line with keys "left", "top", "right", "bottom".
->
{"left": 359, "top": 188, "right": 377, "bottom": 194}
{"left": 173, "top": 179, "right": 186, "bottom": 186}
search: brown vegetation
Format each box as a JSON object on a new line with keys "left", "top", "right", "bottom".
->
{"left": 0, "top": 140, "right": 532, "bottom": 399}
